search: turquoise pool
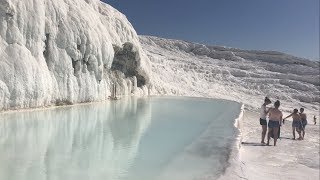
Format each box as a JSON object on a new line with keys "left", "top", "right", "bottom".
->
{"left": 0, "top": 97, "right": 242, "bottom": 180}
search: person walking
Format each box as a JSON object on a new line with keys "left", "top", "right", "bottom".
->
{"left": 283, "top": 109, "right": 303, "bottom": 140}
{"left": 267, "top": 100, "right": 282, "bottom": 146}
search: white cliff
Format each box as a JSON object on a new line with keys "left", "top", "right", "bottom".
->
{"left": 0, "top": 0, "right": 151, "bottom": 111}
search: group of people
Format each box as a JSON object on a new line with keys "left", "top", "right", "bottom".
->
{"left": 259, "top": 97, "right": 311, "bottom": 146}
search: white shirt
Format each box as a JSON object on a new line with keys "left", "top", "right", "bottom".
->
{"left": 260, "top": 104, "right": 267, "bottom": 119}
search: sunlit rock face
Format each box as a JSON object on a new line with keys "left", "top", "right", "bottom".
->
{"left": 0, "top": 0, "right": 151, "bottom": 111}
{"left": 140, "top": 36, "right": 319, "bottom": 113}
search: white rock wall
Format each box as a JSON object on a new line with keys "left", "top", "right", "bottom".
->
{"left": 0, "top": 0, "right": 151, "bottom": 110}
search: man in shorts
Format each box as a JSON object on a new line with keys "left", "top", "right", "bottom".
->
{"left": 267, "top": 100, "right": 282, "bottom": 146}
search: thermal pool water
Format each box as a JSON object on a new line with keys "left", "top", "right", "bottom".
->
{"left": 0, "top": 97, "right": 242, "bottom": 180}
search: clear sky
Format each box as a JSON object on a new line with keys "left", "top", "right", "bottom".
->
{"left": 104, "top": 0, "right": 319, "bottom": 60}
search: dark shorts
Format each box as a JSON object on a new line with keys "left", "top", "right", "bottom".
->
{"left": 268, "top": 120, "right": 280, "bottom": 128}
{"left": 260, "top": 118, "right": 267, "bottom": 125}
{"left": 292, "top": 121, "right": 302, "bottom": 128}
{"left": 301, "top": 119, "right": 307, "bottom": 129}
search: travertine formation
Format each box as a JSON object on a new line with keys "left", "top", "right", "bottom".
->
{"left": 0, "top": 0, "right": 151, "bottom": 110}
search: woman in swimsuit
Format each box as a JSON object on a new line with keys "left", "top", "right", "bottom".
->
{"left": 259, "top": 97, "right": 271, "bottom": 144}
{"left": 267, "top": 100, "right": 282, "bottom": 146}
{"left": 283, "top": 109, "right": 303, "bottom": 140}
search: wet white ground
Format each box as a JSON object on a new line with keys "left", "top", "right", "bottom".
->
{"left": 239, "top": 111, "right": 319, "bottom": 180}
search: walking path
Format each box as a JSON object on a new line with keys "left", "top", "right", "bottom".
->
{"left": 239, "top": 111, "right": 319, "bottom": 180}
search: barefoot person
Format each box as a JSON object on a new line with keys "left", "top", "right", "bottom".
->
{"left": 299, "top": 108, "right": 307, "bottom": 138}
{"left": 267, "top": 100, "right": 282, "bottom": 146}
{"left": 260, "top": 97, "right": 271, "bottom": 144}
{"left": 283, "top": 109, "right": 303, "bottom": 140}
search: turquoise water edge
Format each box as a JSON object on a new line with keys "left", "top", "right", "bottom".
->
{"left": 0, "top": 97, "right": 242, "bottom": 180}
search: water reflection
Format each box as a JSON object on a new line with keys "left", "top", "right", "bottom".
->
{"left": 0, "top": 97, "right": 242, "bottom": 180}
{"left": 0, "top": 97, "right": 151, "bottom": 180}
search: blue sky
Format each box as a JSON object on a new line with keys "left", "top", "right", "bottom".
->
{"left": 104, "top": 0, "right": 319, "bottom": 60}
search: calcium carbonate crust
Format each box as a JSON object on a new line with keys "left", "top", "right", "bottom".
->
{"left": 140, "top": 35, "right": 319, "bottom": 114}
{"left": 0, "top": 0, "right": 151, "bottom": 111}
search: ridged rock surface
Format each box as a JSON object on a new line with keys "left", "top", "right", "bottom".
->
{"left": 0, "top": 0, "right": 151, "bottom": 110}
{"left": 141, "top": 35, "right": 319, "bottom": 113}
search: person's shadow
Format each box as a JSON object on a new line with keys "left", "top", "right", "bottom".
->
{"left": 279, "top": 137, "right": 291, "bottom": 140}
{"left": 242, "top": 137, "right": 292, "bottom": 146}
{"left": 241, "top": 142, "right": 267, "bottom": 146}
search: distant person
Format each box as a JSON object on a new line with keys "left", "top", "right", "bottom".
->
{"left": 267, "top": 100, "right": 282, "bottom": 146}
{"left": 299, "top": 108, "right": 307, "bottom": 138}
{"left": 283, "top": 109, "right": 303, "bottom": 140}
{"left": 260, "top": 97, "right": 271, "bottom": 144}
{"left": 314, "top": 115, "right": 317, "bottom": 125}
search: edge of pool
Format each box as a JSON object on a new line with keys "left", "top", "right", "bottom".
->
{"left": 146, "top": 95, "right": 248, "bottom": 179}
{"left": 0, "top": 95, "right": 248, "bottom": 179}
{"left": 218, "top": 103, "right": 247, "bottom": 180}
